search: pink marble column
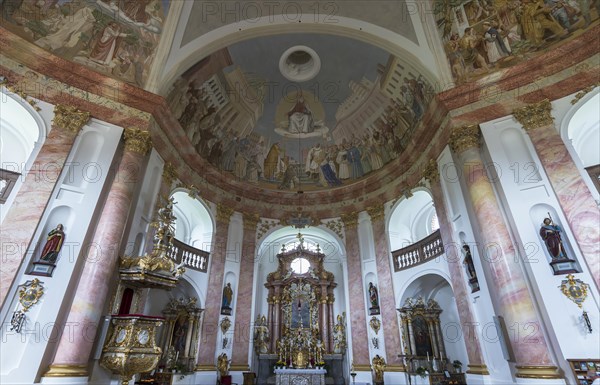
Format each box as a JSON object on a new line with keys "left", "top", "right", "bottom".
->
{"left": 341, "top": 213, "right": 370, "bottom": 369}
{"left": 195, "top": 204, "right": 233, "bottom": 370}
{"left": 367, "top": 205, "right": 403, "bottom": 368}
{"left": 231, "top": 213, "right": 259, "bottom": 371}
{"left": 514, "top": 100, "right": 600, "bottom": 290}
{"left": 44, "top": 128, "right": 151, "bottom": 377}
{"left": 449, "top": 125, "right": 559, "bottom": 379}
{"left": 0, "top": 105, "right": 89, "bottom": 307}
{"left": 424, "top": 161, "right": 488, "bottom": 374}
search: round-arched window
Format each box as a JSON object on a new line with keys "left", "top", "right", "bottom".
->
{"left": 291, "top": 257, "right": 310, "bottom": 274}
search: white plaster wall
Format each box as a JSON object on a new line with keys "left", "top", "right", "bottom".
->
{"left": 0, "top": 119, "right": 123, "bottom": 385}
{"left": 480, "top": 111, "right": 600, "bottom": 380}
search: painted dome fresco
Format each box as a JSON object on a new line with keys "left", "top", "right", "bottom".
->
{"left": 165, "top": 34, "right": 434, "bottom": 192}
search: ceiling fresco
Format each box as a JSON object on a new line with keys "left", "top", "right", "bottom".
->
{"left": 436, "top": 0, "right": 599, "bottom": 83}
{"left": 166, "top": 34, "right": 434, "bottom": 192}
{"left": 1, "top": 0, "right": 170, "bottom": 86}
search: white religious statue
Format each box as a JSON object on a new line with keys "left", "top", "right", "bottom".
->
{"left": 253, "top": 315, "right": 269, "bottom": 354}
{"left": 287, "top": 93, "right": 314, "bottom": 134}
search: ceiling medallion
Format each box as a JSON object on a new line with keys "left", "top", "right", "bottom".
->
{"left": 279, "top": 45, "right": 321, "bottom": 82}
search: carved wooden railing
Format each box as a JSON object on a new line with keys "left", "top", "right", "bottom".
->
{"left": 167, "top": 238, "right": 209, "bottom": 273}
{"left": 392, "top": 229, "right": 444, "bottom": 272}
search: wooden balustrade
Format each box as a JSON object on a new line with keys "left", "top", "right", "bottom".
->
{"left": 392, "top": 230, "right": 444, "bottom": 272}
{"left": 169, "top": 238, "right": 209, "bottom": 272}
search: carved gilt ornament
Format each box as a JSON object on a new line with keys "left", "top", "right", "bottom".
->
{"left": 449, "top": 124, "right": 480, "bottom": 154}
{"left": 512, "top": 99, "right": 554, "bottom": 131}
{"left": 53, "top": 104, "right": 90, "bottom": 133}
{"left": 124, "top": 128, "right": 152, "bottom": 155}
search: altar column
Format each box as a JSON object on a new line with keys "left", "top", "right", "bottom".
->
{"left": 319, "top": 285, "right": 330, "bottom": 351}
{"left": 0, "top": 105, "right": 89, "bottom": 306}
{"left": 44, "top": 128, "right": 151, "bottom": 378}
{"left": 341, "top": 213, "right": 370, "bottom": 368}
{"left": 196, "top": 204, "right": 234, "bottom": 370}
{"left": 513, "top": 100, "right": 600, "bottom": 289}
{"left": 422, "top": 160, "right": 488, "bottom": 374}
{"left": 449, "top": 125, "right": 560, "bottom": 379}
{"left": 366, "top": 205, "right": 403, "bottom": 369}
{"left": 231, "top": 213, "right": 259, "bottom": 371}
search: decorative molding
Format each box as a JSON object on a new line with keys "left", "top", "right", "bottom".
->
{"left": 124, "top": 128, "right": 152, "bottom": 155}
{"left": 571, "top": 83, "right": 599, "bottom": 105}
{"left": 44, "top": 364, "right": 88, "bottom": 377}
{"left": 340, "top": 212, "right": 359, "bottom": 230}
{"left": 216, "top": 204, "right": 234, "bottom": 223}
{"left": 467, "top": 364, "right": 490, "bottom": 375}
{"left": 366, "top": 204, "right": 385, "bottom": 221}
{"left": 515, "top": 365, "right": 561, "bottom": 379}
{"left": 0, "top": 76, "right": 41, "bottom": 111}
{"left": 220, "top": 317, "right": 231, "bottom": 334}
{"left": 449, "top": 124, "right": 480, "bottom": 153}
{"left": 322, "top": 218, "right": 344, "bottom": 239}
{"left": 257, "top": 219, "right": 280, "bottom": 239}
{"left": 369, "top": 316, "right": 381, "bottom": 335}
{"left": 422, "top": 159, "right": 440, "bottom": 183}
{"left": 52, "top": 104, "right": 90, "bottom": 133}
{"left": 242, "top": 212, "right": 260, "bottom": 230}
{"left": 513, "top": 99, "right": 554, "bottom": 130}
{"left": 400, "top": 186, "right": 414, "bottom": 199}
{"left": 162, "top": 162, "right": 178, "bottom": 185}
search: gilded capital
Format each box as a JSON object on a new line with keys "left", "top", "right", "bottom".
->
{"left": 243, "top": 212, "right": 260, "bottom": 230}
{"left": 422, "top": 159, "right": 440, "bottom": 182}
{"left": 513, "top": 99, "right": 554, "bottom": 130}
{"left": 124, "top": 128, "right": 152, "bottom": 155}
{"left": 52, "top": 104, "right": 90, "bottom": 133}
{"left": 366, "top": 204, "right": 385, "bottom": 221}
{"left": 449, "top": 124, "right": 480, "bottom": 154}
{"left": 162, "top": 162, "right": 178, "bottom": 185}
{"left": 341, "top": 212, "right": 359, "bottom": 229}
{"left": 216, "top": 204, "right": 234, "bottom": 223}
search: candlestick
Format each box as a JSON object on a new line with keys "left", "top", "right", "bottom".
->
{"left": 427, "top": 352, "right": 429, "bottom": 361}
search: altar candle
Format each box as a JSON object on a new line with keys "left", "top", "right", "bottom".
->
{"left": 427, "top": 352, "right": 430, "bottom": 361}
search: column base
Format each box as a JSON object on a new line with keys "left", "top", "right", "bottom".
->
{"left": 467, "top": 364, "right": 490, "bottom": 375}
{"left": 386, "top": 364, "right": 407, "bottom": 372}
{"left": 43, "top": 364, "right": 88, "bottom": 377}
{"left": 230, "top": 364, "right": 250, "bottom": 371}
{"left": 515, "top": 365, "right": 562, "bottom": 379}
{"left": 353, "top": 364, "right": 372, "bottom": 371}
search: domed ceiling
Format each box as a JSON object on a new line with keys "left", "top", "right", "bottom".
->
{"left": 166, "top": 33, "right": 434, "bottom": 192}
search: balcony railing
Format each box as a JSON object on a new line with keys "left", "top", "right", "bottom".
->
{"left": 0, "top": 168, "right": 21, "bottom": 204}
{"left": 168, "top": 238, "right": 209, "bottom": 273}
{"left": 392, "top": 229, "right": 444, "bottom": 272}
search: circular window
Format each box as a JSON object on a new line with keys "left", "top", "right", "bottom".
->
{"left": 291, "top": 257, "right": 310, "bottom": 274}
{"left": 279, "top": 46, "right": 321, "bottom": 82}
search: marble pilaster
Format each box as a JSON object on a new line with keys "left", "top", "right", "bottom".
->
{"left": 423, "top": 160, "right": 488, "bottom": 374}
{"left": 366, "top": 205, "right": 403, "bottom": 368}
{"left": 195, "top": 204, "right": 233, "bottom": 370}
{"left": 231, "top": 213, "right": 259, "bottom": 370}
{"left": 341, "top": 213, "right": 370, "bottom": 367}
{"left": 449, "top": 125, "right": 559, "bottom": 379}
{"left": 44, "top": 127, "right": 150, "bottom": 377}
{"left": 0, "top": 105, "right": 89, "bottom": 306}
{"left": 514, "top": 100, "right": 600, "bottom": 290}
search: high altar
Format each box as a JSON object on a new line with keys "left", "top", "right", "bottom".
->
{"left": 255, "top": 235, "right": 346, "bottom": 385}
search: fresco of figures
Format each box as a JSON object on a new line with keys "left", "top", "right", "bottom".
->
{"left": 1, "top": 0, "right": 169, "bottom": 86}
{"left": 166, "top": 36, "right": 434, "bottom": 192}
{"left": 435, "top": 0, "right": 599, "bottom": 83}
{"left": 435, "top": 0, "right": 600, "bottom": 84}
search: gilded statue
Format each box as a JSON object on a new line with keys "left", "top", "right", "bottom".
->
{"left": 333, "top": 313, "right": 347, "bottom": 354}
{"left": 217, "top": 353, "right": 229, "bottom": 377}
{"left": 372, "top": 355, "right": 386, "bottom": 383}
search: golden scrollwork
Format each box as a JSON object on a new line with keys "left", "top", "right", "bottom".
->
{"left": 571, "top": 83, "right": 599, "bottom": 105}
{"left": 243, "top": 212, "right": 260, "bottom": 230}
{"left": 220, "top": 316, "right": 232, "bottom": 334}
{"left": 341, "top": 212, "right": 359, "bottom": 229}
{"left": 366, "top": 204, "right": 385, "bottom": 221}
{"left": 162, "top": 162, "right": 178, "bottom": 185}
{"left": 52, "top": 104, "right": 90, "bottom": 133}
{"left": 322, "top": 218, "right": 344, "bottom": 239}
{"left": 422, "top": 159, "right": 440, "bottom": 182}
{"left": 559, "top": 274, "right": 589, "bottom": 308}
{"left": 1, "top": 76, "right": 41, "bottom": 111}
{"left": 512, "top": 99, "right": 554, "bottom": 131}
{"left": 369, "top": 316, "right": 381, "bottom": 335}
{"left": 449, "top": 124, "right": 480, "bottom": 154}
{"left": 257, "top": 218, "right": 280, "bottom": 239}
{"left": 216, "top": 204, "right": 234, "bottom": 223}
{"left": 18, "top": 278, "right": 44, "bottom": 312}
{"left": 124, "top": 128, "right": 152, "bottom": 155}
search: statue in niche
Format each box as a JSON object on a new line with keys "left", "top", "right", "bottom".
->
{"left": 221, "top": 282, "right": 233, "bottom": 315}
{"left": 333, "top": 313, "right": 347, "bottom": 353}
{"left": 39, "top": 224, "right": 65, "bottom": 263}
{"left": 462, "top": 243, "right": 480, "bottom": 292}
{"left": 368, "top": 282, "right": 380, "bottom": 315}
{"left": 540, "top": 217, "right": 570, "bottom": 260}
{"left": 372, "top": 355, "right": 386, "bottom": 384}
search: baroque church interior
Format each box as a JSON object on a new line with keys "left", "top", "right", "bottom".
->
{"left": 0, "top": 1, "right": 599, "bottom": 385}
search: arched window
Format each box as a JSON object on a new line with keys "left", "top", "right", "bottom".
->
{"left": 0, "top": 89, "right": 46, "bottom": 223}
{"left": 170, "top": 190, "right": 214, "bottom": 251}
{"left": 388, "top": 190, "right": 437, "bottom": 250}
